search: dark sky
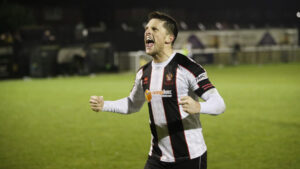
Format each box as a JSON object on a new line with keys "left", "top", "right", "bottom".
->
{"left": 2, "top": 0, "right": 300, "bottom": 29}
{"left": 5, "top": 0, "right": 300, "bottom": 10}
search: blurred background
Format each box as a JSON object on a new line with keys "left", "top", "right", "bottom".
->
{"left": 1, "top": 1, "right": 300, "bottom": 169}
{"left": 0, "top": 0, "right": 299, "bottom": 78}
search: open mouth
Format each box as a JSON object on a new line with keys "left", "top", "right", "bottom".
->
{"left": 145, "top": 36, "right": 155, "bottom": 48}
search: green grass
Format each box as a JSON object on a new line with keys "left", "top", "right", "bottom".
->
{"left": 0, "top": 63, "right": 299, "bottom": 169}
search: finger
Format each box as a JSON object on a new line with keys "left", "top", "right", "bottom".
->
{"left": 89, "top": 100, "right": 98, "bottom": 104}
{"left": 90, "top": 102, "right": 99, "bottom": 105}
{"left": 91, "top": 106, "right": 97, "bottom": 110}
{"left": 182, "top": 104, "right": 188, "bottom": 109}
{"left": 91, "top": 104, "right": 103, "bottom": 110}
{"left": 91, "top": 108, "right": 99, "bottom": 112}
{"left": 90, "top": 96, "right": 98, "bottom": 100}
{"left": 90, "top": 104, "right": 101, "bottom": 107}
{"left": 91, "top": 106, "right": 101, "bottom": 110}
{"left": 90, "top": 97, "right": 99, "bottom": 103}
{"left": 90, "top": 104, "right": 100, "bottom": 108}
{"left": 182, "top": 107, "right": 188, "bottom": 113}
{"left": 179, "top": 100, "right": 188, "bottom": 105}
{"left": 180, "top": 96, "right": 189, "bottom": 101}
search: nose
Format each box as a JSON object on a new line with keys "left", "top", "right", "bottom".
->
{"left": 144, "top": 28, "right": 151, "bottom": 36}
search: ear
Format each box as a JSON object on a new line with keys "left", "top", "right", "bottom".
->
{"left": 165, "top": 34, "right": 174, "bottom": 45}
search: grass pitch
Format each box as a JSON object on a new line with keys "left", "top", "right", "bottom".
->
{"left": 0, "top": 63, "right": 299, "bottom": 169}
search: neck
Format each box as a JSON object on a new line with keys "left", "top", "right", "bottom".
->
{"left": 152, "top": 47, "right": 173, "bottom": 63}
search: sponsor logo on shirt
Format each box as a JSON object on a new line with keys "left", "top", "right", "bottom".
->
{"left": 195, "top": 72, "right": 208, "bottom": 83}
{"left": 144, "top": 89, "right": 172, "bottom": 102}
{"left": 145, "top": 89, "right": 152, "bottom": 102}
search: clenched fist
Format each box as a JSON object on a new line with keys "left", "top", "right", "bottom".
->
{"left": 89, "top": 96, "right": 104, "bottom": 112}
{"left": 179, "top": 96, "right": 201, "bottom": 114}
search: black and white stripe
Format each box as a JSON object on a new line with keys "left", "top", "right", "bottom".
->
{"left": 161, "top": 58, "right": 190, "bottom": 160}
{"left": 141, "top": 63, "right": 163, "bottom": 158}
{"left": 140, "top": 53, "right": 214, "bottom": 162}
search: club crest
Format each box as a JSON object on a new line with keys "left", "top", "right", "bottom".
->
{"left": 166, "top": 73, "right": 173, "bottom": 81}
{"left": 164, "top": 72, "right": 174, "bottom": 85}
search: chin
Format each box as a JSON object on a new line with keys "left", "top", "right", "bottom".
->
{"left": 145, "top": 49, "right": 154, "bottom": 56}
{"left": 146, "top": 51, "right": 156, "bottom": 57}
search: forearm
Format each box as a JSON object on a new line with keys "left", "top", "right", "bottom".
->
{"left": 199, "top": 89, "right": 226, "bottom": 115}
{"left": 101, "top": 68, "right": 145, "bottom": 114}
{"left": 103, "top": 97, "right": 144, "bottom": 114}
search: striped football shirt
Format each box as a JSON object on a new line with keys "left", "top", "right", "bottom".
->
{"left": 103, "top": 52, "right": 215, "bottom": 162}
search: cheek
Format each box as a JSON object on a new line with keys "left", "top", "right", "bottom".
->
{"left": 155, "top": 36, "right": 164, "bottom": 44}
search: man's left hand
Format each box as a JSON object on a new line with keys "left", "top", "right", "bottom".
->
{"left": 179, "top": 96, "right": 200, "bottom": 114}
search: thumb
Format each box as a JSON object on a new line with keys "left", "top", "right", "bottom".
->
{"left": 98, "top": 96, "right": 103, "bottom": 102}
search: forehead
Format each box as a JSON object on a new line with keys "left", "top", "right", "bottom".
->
{"left": 146, "top": 18, "right": 166, "bottom": 28}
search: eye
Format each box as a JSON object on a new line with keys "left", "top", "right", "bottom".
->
{"left": 152, "top": 27, "right": 158, "bottom": 31}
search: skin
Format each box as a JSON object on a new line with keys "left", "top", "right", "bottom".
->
{"left": 144, "top": 18, "right": 173, "bottom": 63}
{"left": 90, "top": 96, "right": 103, "bottom": 112}
{"left": 90, "top": 18, "right": 200, "bottom": 114}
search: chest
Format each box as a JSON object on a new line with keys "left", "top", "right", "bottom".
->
{"left": 142, "top": 65, "right": 188, "bottom": 102}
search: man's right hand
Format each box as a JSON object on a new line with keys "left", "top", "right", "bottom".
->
{"left": 89, "top": 96, "right": 104, "bottom": 112}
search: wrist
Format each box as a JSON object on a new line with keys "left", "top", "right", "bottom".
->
{"left": 199, "top": 102, "right": 203, "bottom": 113}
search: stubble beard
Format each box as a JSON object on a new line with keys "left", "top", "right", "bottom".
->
{"left": 146, "top": 44, "right": 164, "bottom": 58}
{"left": 145, "top": 45, "right": 157, "bottom": 57}
{"left": 146, "top": 50, "right": 157, "bottom": 57}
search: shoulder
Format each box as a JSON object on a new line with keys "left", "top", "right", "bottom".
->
{"left": 138, "top": 60, "right": 152, "bottom": 72}
{"left": 136, "top": 60, "right": 152, "bottom": 79}
{"left": 174, "top": 53, "right": 205, "bottom": 76}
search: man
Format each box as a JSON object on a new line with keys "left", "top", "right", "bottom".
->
{"left": 89, "top": 11, "right": 226, "bottom": 169}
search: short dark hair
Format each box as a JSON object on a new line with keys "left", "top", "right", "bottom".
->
{"left": 148, "top": 11, "right": 178, "bottom": 45}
